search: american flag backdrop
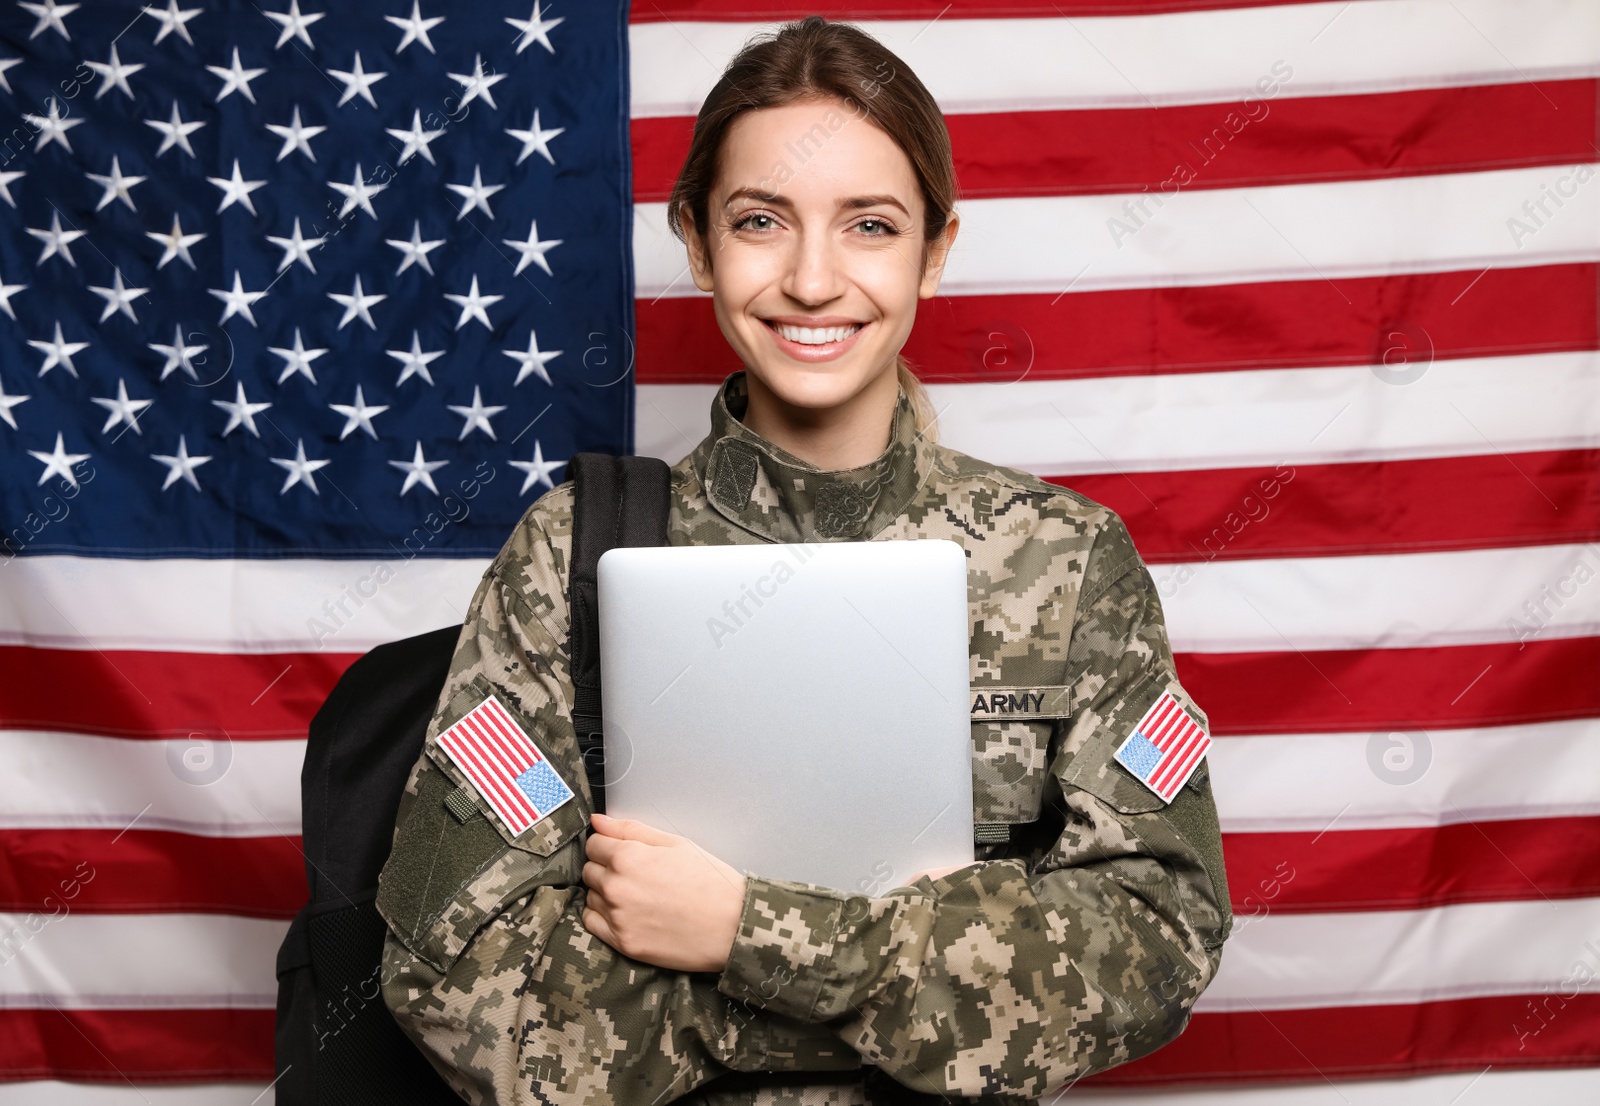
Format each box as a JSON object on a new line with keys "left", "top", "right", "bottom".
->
{"left": 0, "top": 0, "right": 1597, "bottom": 1102}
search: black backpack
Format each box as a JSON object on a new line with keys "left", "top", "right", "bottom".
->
{"left": 273, "top": 453, "right": 672, "bottom": 1105}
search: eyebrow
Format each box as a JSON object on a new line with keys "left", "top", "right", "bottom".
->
{"left": 723, "top": 187, "right": 911, "bottom": 217}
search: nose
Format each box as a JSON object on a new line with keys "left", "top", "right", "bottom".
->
{"left": 779, "top": 224, "right": 846, "bottom": 307}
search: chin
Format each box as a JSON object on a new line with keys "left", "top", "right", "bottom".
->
{"left": 743, "top": 359, "right": 884, "bottom": 413}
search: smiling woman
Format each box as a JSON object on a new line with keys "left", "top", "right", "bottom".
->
{"left": 377, "top": 15, "right": 1231, "bottom": 1106}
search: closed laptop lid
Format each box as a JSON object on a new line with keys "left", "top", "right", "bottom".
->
{"left": 597, "top": 539, "right": 973, "bottom": 894}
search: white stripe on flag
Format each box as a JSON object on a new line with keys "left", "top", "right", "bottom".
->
{"left": 630, "top": 1, "right": 1600, "bottom": 116}
{"left": 0, "top": 556, "right": 487, "bottom": 653}
{"left": 0, "top": 732, "right": 304, "bottom": 837}
{"left": 12, "top": 716, "right": 1592, "bottom": 839}
{"left": 1197, "top": 895, "right": 1600, "bottom": 1011}
{"left": 638, "top": 351, "right": 1600, "bottom": 475}
{"left": 0, "top": 912, "right": 284, "bottom": 1009}
{"left": 1210, "top": 718, "right": 1600, "bottom": 834}
{"left": 635, "top": 164, "right": 1600, "bottom": 298}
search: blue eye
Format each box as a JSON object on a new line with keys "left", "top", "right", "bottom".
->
{"left": 857, "top": 218, "right": 895, "bottom": 236}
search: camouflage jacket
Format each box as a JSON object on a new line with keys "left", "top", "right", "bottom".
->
{"left": 376, "top": 370, "right": 1232, "bottom": 1105}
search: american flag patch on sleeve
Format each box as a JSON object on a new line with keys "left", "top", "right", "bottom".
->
{"left": 436, "top": 695, "right": 575, "bottom": 836}
{"left": 1113, "top": 685, "right": 1212, "bottom": 804}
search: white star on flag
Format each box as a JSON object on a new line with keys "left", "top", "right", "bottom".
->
{"left": 387, "top": 110, "right": 446, "bottom": 165}
{"left": 269, "top": 327, "right": 329, "bottom": 384}
{"left": 90, "top": 379, "right": 153, "bottom": 435}
{"left": 0, "top": 59, "right": 19, "bottom": 94}
{"left": 329, "top": 275, "right": 386, "bottom": 330}
{"left": 270, "top": 439, "right": 331, "bottom": 495}
{"left": 448, "top": 53, "right": 508, "bottom": 111}
{"left": 146, "top": 102, "right": 206, "bottom": 158}
{"left": 386, "top": 220, "right": 444, "bottom": 276}
{"left": 267, "top": 217, "right": 326, "bottom": 273}
{"left": 510, "top": 441, "right": 567, "bottom": 493}
{"left": 266, "top": 106, "right": 325, "bottom": 162}
{"left": 207, "top": 159, "right": 267, "bottom": 215}
{"left": 447, "top": 385, "right": 505, "bottom": 440}
{"left": 149, "top": 324, "right": 208, "bottom": 381}
{"left": 28, "top": 432, "right": 88, "bottom": 488}
{"left": 86, "top": 155, "right": 146, "bottom": 212}
{"left": 22, "top": 97, "right": 81, "bottom": 152}
{"left": 29, "top": 321, "right": 88, "bottom": 377}
{"left": 265, "top": 1, "right": 323, "bottom": 50}
{"left": 329, "top": 52, "right": 387, "bottom": 108}
{"left": 0, "top": 273, "right": 26, "bottom": 319}
{"left": 26, "top": 211, "right": 86, "bottom": 267}
{"left": 446, "top": 165, "right": 504, "bottom": 221}
{"left": 386, "top": 2, "right": 444, "bottom": 54}
{"left": 504, "top": 328, "right": 561, "bottom": 386}
{"left": 148, "top": 213, "right": 206, "bottom": 270}
{"left": 20, "top": 1, "right": 78, "bottom": 43}
{"left": 0, "top": 379, "right": 28, "bottom": 430}
{"left": 504, "top": 219, "right": 562, "bottom": 277}
{"left": 207, "top": 47, "right": 266, "bottom": 104}
{"left": 329, "top": 163, "right": 388, "bottom": 220}
{"left": 443, "top": 274, "right": 502, "bottom": 331}
{"left": 209, "top": 270, "right": 269, "bottom": 326}
{"left": 88, "top": 270, "right": 148, "bottom": 323}
{"left": 144, "top": 1, "right": 201, "bottom": 46}
{"left": 213, "top": 381, "right": 272, "bottom": 437}
{"left": 86, "top": 43, "right": 144, "bottom": 100}
{"left": 0, "top": 169, "right": 23, "bottom": 207}
{"left": 329, "top": 384, "right": 389, "bottom": 440}
{"left": 389, "top": 441, "right": 449, "bottom": 495}
{"left": 506, "top": 109, "right": 564, "bottom": 166}
{"left": 151, "top": 436, "right": 212, "bottom": 491}
{"left": 506, "top": 1, "right": 562, "bottom": 54}
{"left": 387, "top": 331, "right": 444, "bottom": 385}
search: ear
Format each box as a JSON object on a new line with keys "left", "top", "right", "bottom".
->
{"left": 681, "top": 206, "right": 715, "bottom": 293}
{"left": 918, "top": 210, "right": 960, "bottom": 299}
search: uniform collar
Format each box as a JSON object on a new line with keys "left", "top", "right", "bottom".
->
{"left": 688, "top": 370, "right": 935, "bottom": 543}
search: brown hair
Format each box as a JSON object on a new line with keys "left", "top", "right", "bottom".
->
{"left": 666, "top": 15, "right": 955, "bottom": 440}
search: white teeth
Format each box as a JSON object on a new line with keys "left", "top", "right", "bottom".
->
{"left": 774, "top": 323, "right": 861, "bottom": 345}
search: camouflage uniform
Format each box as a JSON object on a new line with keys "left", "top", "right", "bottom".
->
{"left": 376, "top": 370, "right": 1232, "bottom": 1104}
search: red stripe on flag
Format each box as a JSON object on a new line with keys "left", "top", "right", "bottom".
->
{"left": 0, "top": 1007, "right": 275, "bottom": 1081}
{"left": 632, "top": 81, "right": 1598, "bottom": 201}
{"left": 1225, "top": 817, "right": 1600, "bottom": 915}
{"left": 476, "top": 698, "right": 542, "bottom": 766}
{"left": 1173, "top": 637, "right": 1600, "bottom": 735}
{"left": 1055, "top": 449, "right": 1600, "bottom": 563}
{"left": 3, "top": 819, "right": 1592, "bottom": 923}
{"left": 455, "top": 714, "right": 539, "bottom": 827}
{"left": 0, "top": 829, "right": 306, "bottom": 919}
{"left": 463, "top": 707, "right": 539, "bottom": 784}
{"left": 636, "top": 264, "right": 1599, "bottom": 384}
{"left": 442, "top": 722, "right": 535, "bottom": 832}
{"left": 0, "top": 647, "right": 359, "bottom": 739}
{"left": 1086, "top": 993, "right": 1600, "bottom": 1084}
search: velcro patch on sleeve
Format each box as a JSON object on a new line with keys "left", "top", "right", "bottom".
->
{"left": 436, "top": 694, "right": 574, "bottom": 836}
{"left": 1112, "top": 683, "right": 1211, "bottom": 804}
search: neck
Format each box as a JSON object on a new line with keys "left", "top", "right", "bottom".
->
{"left": 738, "top": 365, "right": 902, "bottom": 471}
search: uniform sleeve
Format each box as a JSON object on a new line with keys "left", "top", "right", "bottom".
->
{"left": 713, "top": 515, "right": 1233, "bottom": 1098}
{"left": 375, "top": 494, "right": 863, "bottom": 1105}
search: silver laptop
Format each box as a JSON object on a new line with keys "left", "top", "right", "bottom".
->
{"left": 597, "top": 539, "right": 973, "bottom": 895}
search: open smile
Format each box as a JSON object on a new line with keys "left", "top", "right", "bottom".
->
{"left": 761, "top": 318, "right": 868, "bottom": 362}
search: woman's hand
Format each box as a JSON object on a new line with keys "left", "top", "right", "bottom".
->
{"left": 581, "top": 812, "right": 748, "bottom": 972}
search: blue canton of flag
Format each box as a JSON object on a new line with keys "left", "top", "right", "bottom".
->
{"left": 0, "top": 0, "right": 633, "bottom": 559}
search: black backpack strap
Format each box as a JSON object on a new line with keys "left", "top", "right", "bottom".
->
{"left": 568, "top": 452, "right": 672, "bottom": 813}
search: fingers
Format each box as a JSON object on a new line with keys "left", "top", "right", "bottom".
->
{"left": 590, "top": 811, "right": 677, "bottom": 846}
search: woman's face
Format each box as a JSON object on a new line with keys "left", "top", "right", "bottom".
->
{"left": 685, "top": 97, "right": 957, "bottom": 415}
